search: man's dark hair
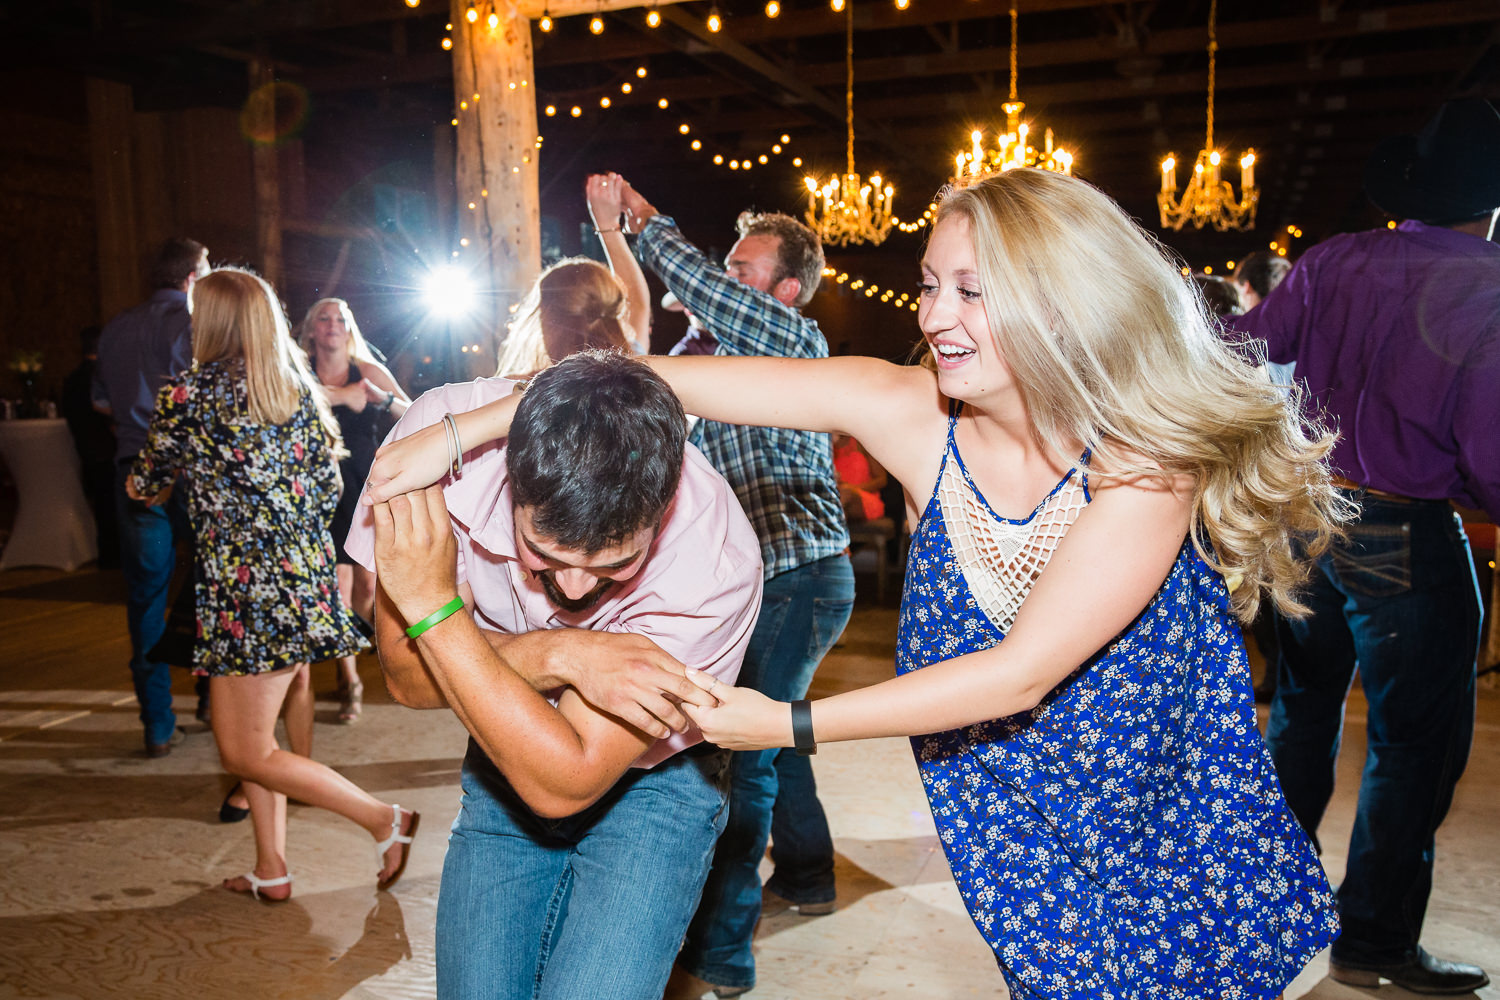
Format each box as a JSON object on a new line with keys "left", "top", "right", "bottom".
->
{"left": 148, "top": 237, "right": 208, "bottom": 290}
{"left": 735, "top": 210, "right": 824, "bottom": 307}
{"left": 508, "top": 350, "right": 687, "bottom": 552}
{"left": 1233, "top": 251, "right": 1292, "bottom": 301}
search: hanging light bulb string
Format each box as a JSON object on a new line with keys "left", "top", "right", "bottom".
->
{"left": 1008, "top": 4, "right": 1018, "bottom": 103}
{"left": 1205, "top": 0, "right": 1217, "bottom": 154}
{"left": 843, "top": 0, "right": 855, "bottom": 180}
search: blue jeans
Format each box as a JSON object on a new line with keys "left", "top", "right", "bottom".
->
{"left": 436, "top": 739, "right": 731, "bottom": 1000}
{"left": 1265, "top": 493, "right": 1481, "bottom": 966}
{"left": 114, "top": 462, "right": 188, "bottom": 745}
{"left": 679, "top": 554, "right": 855, "bottom": 990}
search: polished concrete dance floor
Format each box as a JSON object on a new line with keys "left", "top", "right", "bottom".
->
{"left": 1, "top": 565, "right": 1496, "bottom": 999}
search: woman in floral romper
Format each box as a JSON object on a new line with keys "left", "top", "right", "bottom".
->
{"left": 364, "top": 170, "right": 1348, "bottom": 996}
{"left": 131, "top": 267, "right": 419, "bottom": 902}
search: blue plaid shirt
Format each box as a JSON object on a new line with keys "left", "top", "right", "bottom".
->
{"left": 638, "top": 215, "right": 849, "bottom": 581}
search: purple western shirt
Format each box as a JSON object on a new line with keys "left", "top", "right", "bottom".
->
{"left": 1229, "top": 220, "right": 1500, "bottom": 518}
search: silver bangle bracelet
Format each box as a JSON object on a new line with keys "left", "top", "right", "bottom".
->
{"left": 442, "top": 412, "right": 463, "bottom": 478}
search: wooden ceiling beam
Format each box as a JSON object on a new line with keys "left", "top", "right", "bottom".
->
{"left": 290, "top": 0, "right": 1496, "bottom": 105}
{"left": 643, "top": 46, "right": 1463, "bottom": 137}
{"left": 531, "top": 0, "right": 1500, "bottom": 73}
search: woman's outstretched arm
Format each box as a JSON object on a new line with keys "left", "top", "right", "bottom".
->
{"left": 586, "top": 173, "right": 652, "bottom": 353}
{"left": 364, "top": 354, "right": 940, "bottom": 504}
{"left": 681, "top": 471, "right": 1195, "bottom": 747}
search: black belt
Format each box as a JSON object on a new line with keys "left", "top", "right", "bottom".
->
{"left": 1330, "top": 476, "right": 1445, "bottom": 505}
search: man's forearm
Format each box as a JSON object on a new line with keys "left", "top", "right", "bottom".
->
{"left": 412, "top": 612, "right": 649, "bottom": 818}
{"left": 373, "top": 582, "right": 451, "bottom": 709}
{"left": 478, "top": 629, "right": 572, "bottom": 691}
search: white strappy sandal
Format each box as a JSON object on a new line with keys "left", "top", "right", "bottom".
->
{"left": 375, "top": 804, "right": 420, "bottom": 891}
{"left": 225, "top": 870, "right": 293, "bottom": 903}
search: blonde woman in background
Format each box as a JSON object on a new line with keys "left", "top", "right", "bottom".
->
{"left": 365, "top": 169, "right": 1349, "bottom": 998}
{"left": 493, "top": 172, "right": 650, "bottom": 377}
{"left": 299, "top": 297, "right": 410, "bottom": 725}
{"left": 131, "top": 268, "right": 418, "bottom": 902}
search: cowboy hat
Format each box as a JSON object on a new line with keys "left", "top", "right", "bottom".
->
{"left": 1363, "top": 97, "right": 1500, "bottom": 224}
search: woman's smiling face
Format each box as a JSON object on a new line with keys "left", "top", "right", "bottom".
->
{"left": 918, "top": 214, "right": 1013, "bottom": 404}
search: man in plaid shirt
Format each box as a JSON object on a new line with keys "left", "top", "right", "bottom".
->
{"left": 619, "top": 178, "right": 855, "bottom": 998}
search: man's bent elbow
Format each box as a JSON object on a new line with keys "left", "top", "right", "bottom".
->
{"left": 522, "top": 788, "right": 608, "bottom": 820}
{"left": 376, "top": 657, "right": 450, "bottom": 709}
{"left": 386, "top": 682, "right": 449, "bottom": 710}
{"left": 510, "top": 777, "right": 612, "bottom": 820}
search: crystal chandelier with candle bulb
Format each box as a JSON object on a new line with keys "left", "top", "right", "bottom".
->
{"left": 804, "top": 0, "right": 894, "bottom": 247}
{"left": 1157, "top": 0, "right": 1257, "bottom": 231}
{"left": 953, "top": 5, "right": 1074, "bottom": 179}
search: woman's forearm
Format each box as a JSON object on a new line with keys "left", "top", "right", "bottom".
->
{"left": 454, "top": 392, "right": 520, "bottom": 452}
{"left": 810, "top": 649, "right": 1053, "bottom": 743}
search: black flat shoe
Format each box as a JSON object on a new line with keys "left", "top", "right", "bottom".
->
{"left": 1331, "top": 947, "right": 1490, "bottom": 995}
{"left": 219, "top": 782, "right": 250, "bottom": 824}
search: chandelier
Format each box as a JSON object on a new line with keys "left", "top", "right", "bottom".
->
{"left": 1157, "top": 0, "right": 1258, "bottom": 231}
{"left": 953, "top": 5, "right": 1074, "bottom": 178}
{"left": 804, "top": 0, "right": 894, "bottom": 247}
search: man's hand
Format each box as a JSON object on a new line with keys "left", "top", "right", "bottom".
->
{"left": 494, "top": 629, "right": 721, "bottom": 740}
{"left": 371, "top": 485, "right": 461, "bottom": 626}
{"left": 126, "top": 477, "right": 172, "bottom": 507}
{"left": 618, "top": 177, "right": 658, "bottom": 234}
{"left": 681, "top": 669, "right": 791, "bottom": 751}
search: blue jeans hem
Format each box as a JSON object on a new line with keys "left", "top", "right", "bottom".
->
{"left": 763, "top": 874, "right": 835, "bottom": 906}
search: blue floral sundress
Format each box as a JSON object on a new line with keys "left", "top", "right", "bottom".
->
{"left": 897, "top": 404, "right": 1338, "bottom": 999}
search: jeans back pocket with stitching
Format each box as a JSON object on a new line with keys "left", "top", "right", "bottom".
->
{"left": 1331, "top": 522, "right": 1411, "bottom": 598}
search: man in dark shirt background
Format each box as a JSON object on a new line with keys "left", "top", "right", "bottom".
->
{"left": 93, "top": 237, "right": 209, "bottom": 757}
{"left": 1232, "top": 98, "right": 1499, "bottom": 994}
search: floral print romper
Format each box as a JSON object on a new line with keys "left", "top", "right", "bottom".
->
{"left": 897, "top": 405, "right": 1338, "bottom": 998}
{"left": 132, "top": 359, "right": 364, "bottom": 676}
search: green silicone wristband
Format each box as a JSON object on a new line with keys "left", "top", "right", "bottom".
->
{"left": 405, "top": 595, "right": 465, "bottom": 639}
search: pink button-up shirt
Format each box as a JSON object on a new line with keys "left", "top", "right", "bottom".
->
{"left": 345, "top": 377, "right": 763, "bottom": 767}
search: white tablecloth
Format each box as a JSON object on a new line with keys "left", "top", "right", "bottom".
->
{"left": 0, "top": 419, "right": 97, "bottom": 571}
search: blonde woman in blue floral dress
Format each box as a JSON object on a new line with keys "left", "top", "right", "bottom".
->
{"left": 364, "top": 170, "right": 1347, "bottom": 997}
{"left": 130, "top": 268, "right": 419, "bottom": 902}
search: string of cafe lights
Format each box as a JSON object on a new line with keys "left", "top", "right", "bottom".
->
{"left": 445, "top": 55, "right": 807, "bottom": 178}
{"left": 822, "top": 267, "right": 921, "bottom": 313}
{"left": 405, "top": 0, "right": 918, "bottom": 30}
{"left": 541, "top": 77, "right": 805, "bottom": 175}
{"left": 425, "top": 0, "right": 920, "bottom": 177}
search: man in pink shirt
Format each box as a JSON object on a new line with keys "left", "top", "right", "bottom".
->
{"left": 345, "top": 352, "right": 763, "bottom": 1000}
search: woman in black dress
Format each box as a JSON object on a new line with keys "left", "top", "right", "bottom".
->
{"left": 299, "top": 298, "right": 409, "bottom": 723}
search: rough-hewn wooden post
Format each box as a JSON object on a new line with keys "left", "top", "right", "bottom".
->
{"left": 445, "top": 1, "right": 686, "bottom": 336}
{"left": 249, "top": 53, "right": 283, "bottom": 289}
{"left": 86, "top": 78, "right": 141, "bottom": 321}
{"left": 449, "top": 0, "right": 540, "bottom": 329}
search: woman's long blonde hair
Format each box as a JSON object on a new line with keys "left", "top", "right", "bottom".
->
{"left": 191, "top": 268, "right": 344, "bottom": 454}
{"left": 937, "top": 169, "right": 1350, "bottom": 621}
{"left": 295, "top": 297, "right": 379, "bottom": 367}
{"left": 495, "top": 258, "right": 631, "bottom": 376}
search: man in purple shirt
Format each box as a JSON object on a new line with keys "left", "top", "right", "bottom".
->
{"left": 92, "top": 237, "right": 210, "bottom": 757}
{"left": 1231, "top": 99, "right": 1499, "bottom": 994}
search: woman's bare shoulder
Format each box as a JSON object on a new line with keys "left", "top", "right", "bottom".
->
{"left": 1087, "top": 440, "right": 1195, "bottom": 499}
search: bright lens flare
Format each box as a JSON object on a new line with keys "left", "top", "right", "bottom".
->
{"left": 424, "top": 266, "right": 477, "bottom": 319}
